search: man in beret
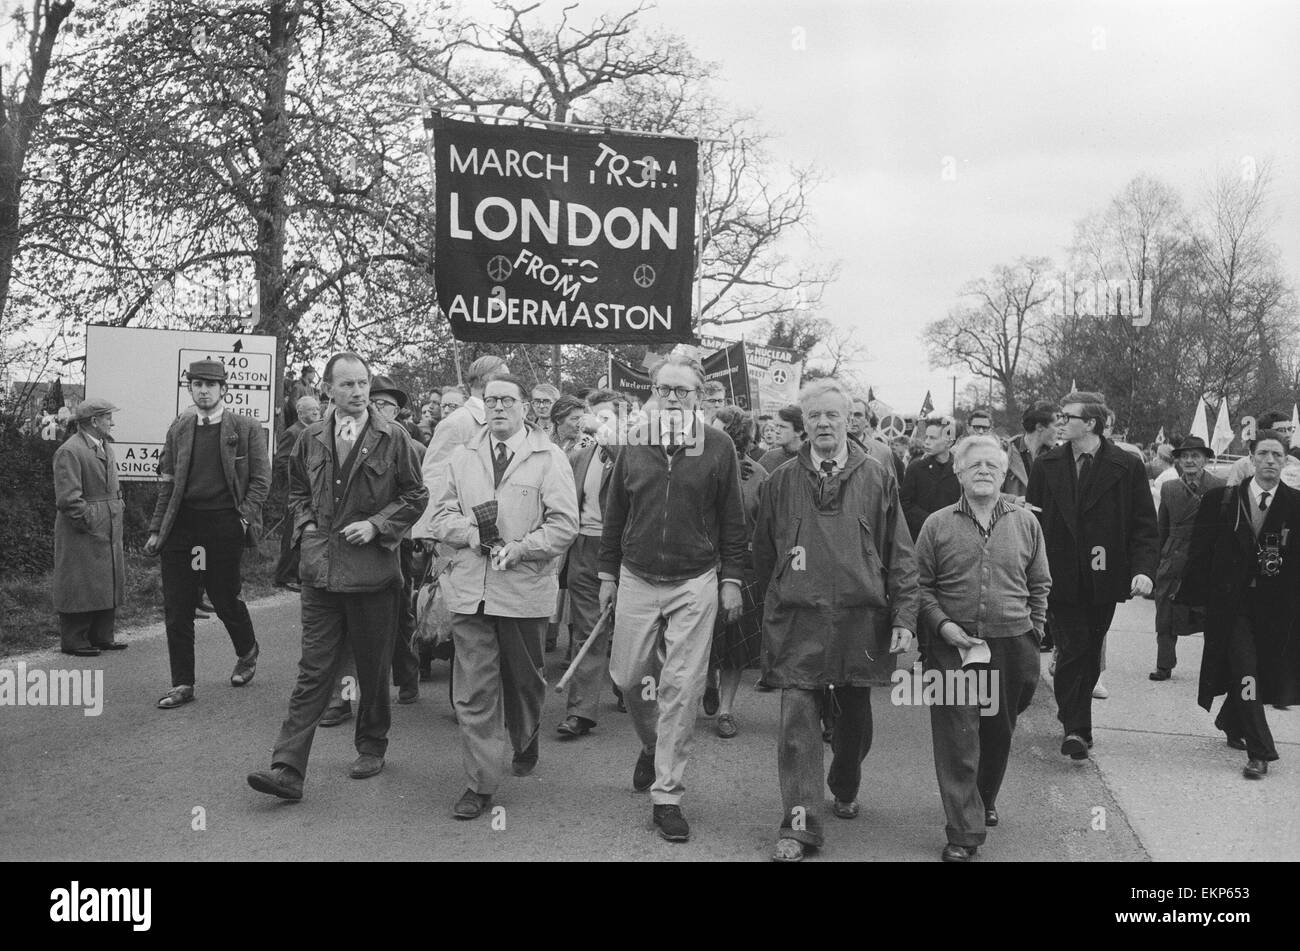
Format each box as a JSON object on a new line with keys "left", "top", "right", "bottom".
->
{"left": 146, "top": 358, "right": 271, "bottom": 709}
{"left": 1151, "top": 435, "right": 1223, "bottom": 681}
{"left": 52, "top": 398, "right": 128, "bottom": 656}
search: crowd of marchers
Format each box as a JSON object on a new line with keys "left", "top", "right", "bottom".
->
{"left": 50, "top": 354, "right": 1300, "bottom": 862}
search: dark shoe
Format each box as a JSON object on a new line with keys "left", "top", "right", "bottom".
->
{"left": 1061, "top": 734, "right": 1089, "bottom": 760}
{"left": 157, "top": 685, "right": 195, "bottom": 709}
{"left": 349, "top": 753, "right": 384, "bottom": 779}
{"left": 61, "top": 647, "right": 101, "bottom": 657}
{"left": 396, "top": 682, "right": 419, "bottom": 704}
{"left": 755, "top": 677, "right": 774, "bottom": 692}
{"left": 632, "top": 750, "right": 655, "bottom": 792}
{"left": 512, "top": 738, "right": 539, "bottom": 776}
{"left": 832, "top": 799, "right": 859, "bottom": 819}
{"left": 194, "top": 609, "right": 211, "bottom": 620}
{"left": 247, "top": 765, "right": 303, "bottom": 800}
{"left": 703, "top": 683, "right": 720, "bottom": 716}
{"left": 198, "top": 598, "right": 215, "bottom": 613}
{"left": 653, "top": 804, "right": 690, "bottom": 842}
{"left": 1273, "top": 705, "right": 1290, "bottom": 711}
{"left": 941, "top": 843, "right": 977, "bottom": 862}
{"left": 1225, "top": 734, "right": 1247, "bottom": 751}
{"left": 984, "top": 807, "right": 999, "bottom": 827}
{"left": 715, "top": 713, "right": 738, "bottom": 739}
{"left": 95, "top": 642, "right": 128, "bottom": 651}
{"left": 1243, "top": 758, "right": 1268, "bottom": 780}
{"left": 1148, "top": 668, "right": 1171, "bottom": 681}
{"left": 556, "top": 715, "right": 594, "bottom": 737}
{"left": 230, "top": 642, "right": 259, "bottom": 686}
{"left": 452, "top": 788, "right": 492, "bottom": 819}
{"left": 319, "top": 701, "right": 352, "bottom": 727}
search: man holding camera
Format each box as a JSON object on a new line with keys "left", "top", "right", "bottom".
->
{"left": 1181, "top": 429, "right": 1300, "bottom": 779}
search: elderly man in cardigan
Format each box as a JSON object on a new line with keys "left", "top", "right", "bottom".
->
{"left": 915, "top": 434, "right": 1051, "bottom": 862}
{"left": 52, "top": 398, "right": 128, "bottom": 656}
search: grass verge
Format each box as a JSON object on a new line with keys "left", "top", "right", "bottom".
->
{"left": 0, "top": 540, "right": 283, "bottom": 658}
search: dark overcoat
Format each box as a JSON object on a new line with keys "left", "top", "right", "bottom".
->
{"left": 52, "top": 430, "right": 125, "bottom": 613}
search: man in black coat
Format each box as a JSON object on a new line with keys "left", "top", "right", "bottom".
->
{"left": 1026, "top": 392, "right": 1158, "bottom": 760}
{"left": 900, "top": 416, "right": 961, "bottom": 540}
{"left": 1179, "top": 430, "right": 1300, "bottom": 779}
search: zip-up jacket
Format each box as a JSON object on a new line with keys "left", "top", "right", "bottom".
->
{"left": 598, "top": 424, "right": 747, "bottom": 585}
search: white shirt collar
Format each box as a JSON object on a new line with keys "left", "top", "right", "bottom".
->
{"left": 83, "top": 429, "right": 104, "bottom": 451}
{"left": 492, "top": 426, "right": 528, "bottom": 456}
{"left": 334, "top": 409, "right": 366, "bottom": 435}
{"left": 658, "top": 408, "right": 699, "bottom": 446}
{"left": 811, "top": 442, "right": 848, "bottom": 472}
{"left": 1249, "top": 478, "right": 1276, "bottom": 508}
{"left": 196, "top": 406, "right": 224, "bottom": 425}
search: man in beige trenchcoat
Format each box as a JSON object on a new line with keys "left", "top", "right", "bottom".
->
{"left": 52, "top": 398, "right": 127, "bottom": 656}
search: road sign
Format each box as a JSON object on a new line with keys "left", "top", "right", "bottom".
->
{"left": 85, "top": 326, "right": 278, "bottom": 481}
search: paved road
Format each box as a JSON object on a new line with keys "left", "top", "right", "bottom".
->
{"left": 0, "top": 592, "right": 1292, "bottom": 861}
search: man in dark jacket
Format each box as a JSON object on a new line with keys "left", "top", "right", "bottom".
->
{"left": 146, "top": 358, "right": 271, "bottom": 709}
{"left": 247, "top": 353, "right": 427, "bottom": 800}
{"left": 1151, "top": 435, "right": 1223, "bottom": 680}
{"left": 599, "top": 354, "right": 747, "bottom": 843}
{"left": 900, "top": 416, "right": 961, "bottom": 540}
{"left": 1026, "top": 392, "right": 1158, "bottom": 760}
{"left": 1180, "top": 430, "right": 1300, "bottom": 779}
{"left": 1002, "top": 401, "right": 1057, "bottom": 499}
{"left": 753, "top": 378, "right": 919, "bottom": 863}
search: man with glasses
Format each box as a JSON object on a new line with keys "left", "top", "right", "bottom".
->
{"left": 430, "top": 374, "right": 578, "bottom": 818}
{"left": 1027, "top": 392, "right": 1158, "bottom": 760}
{"left": 967, "top": 411, "right": 993, "bottom": 435}
{"left": 439, "top": 386, "right": 467, "bottom": 419}
{"left": 529, "top": 384, "right": 560, "bottom": 437}
{"left": 599, "top": 354, "right": 747, "bottom": 843}
{"left": 700, "top": 381, "right": 727, "bottom": 424}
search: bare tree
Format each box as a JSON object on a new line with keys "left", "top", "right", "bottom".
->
{"left": 0, "top": 0, "right": 75, "bottom": 325}
{"left": 923, "top": 256, "right": 1054, "bottom": 416}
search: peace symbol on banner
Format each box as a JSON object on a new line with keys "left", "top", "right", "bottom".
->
{"left": 879, "top": 414, "right": 907, "bottom": 438}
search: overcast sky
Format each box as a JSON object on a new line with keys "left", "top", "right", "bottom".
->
{"left": 606, "top": 0, "right": 1300, "bottom": 413}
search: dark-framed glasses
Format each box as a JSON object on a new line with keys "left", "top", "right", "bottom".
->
{"left": 652, "top": 384, "right": 696, "bottom": 399}
{"left": 483, "top": 396, "right": 519, "bottom": 409}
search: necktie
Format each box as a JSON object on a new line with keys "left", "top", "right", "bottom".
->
{"left": 493, "top": 441, "right": 511, "bottom": 488}
{"left": 337, "top": 416, "right": 357, "bottom": 461}
{"left": 1260, "top": 491, "right": 1270, "bottom": 512}
{"left": 820, "top": 459, "right": 836, "bottom": 477}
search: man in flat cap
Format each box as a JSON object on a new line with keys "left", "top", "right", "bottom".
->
{"left": 52, "top": 398, "right": 128, "bottom": 656}
{"left": 146, "top": 357, "right": 271, "bottom": 709}
{"left": 1151, "top": 435, "right": 1224, "bottom": 681}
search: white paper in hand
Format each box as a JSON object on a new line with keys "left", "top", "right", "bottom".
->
{"left": 959, "top": 638, "right": 992, "bottom": 667}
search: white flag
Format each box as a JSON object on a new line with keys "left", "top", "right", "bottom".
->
{"left": 1155, "top": 426, "right": 1166, "bottom": 446}
{"left": 1210, "top": 399, "right": 1233, "bottom": 456}
{"left": 1292, "top": 403, "right": 1299, "bottom": 433}
{"left": 1189, "top": 397, "right": 1210, "bottom": 443}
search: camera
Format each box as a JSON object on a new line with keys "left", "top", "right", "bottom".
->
{"left": 1257, "top": 533, "right": 1283, "bottom": 578}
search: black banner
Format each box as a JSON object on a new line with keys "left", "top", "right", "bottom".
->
{"left": 433, "top": 114, "right": 698, "bottom": 344}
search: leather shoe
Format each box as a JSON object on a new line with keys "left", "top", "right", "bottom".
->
{"left": 984, "top": 807, "right": 999, "bottom": 827}
{"left": 941, "top": 843, "right": 977, "bottom": 862}
{"left": 396, "top": 682, "right": 419, "bottom": 704}
{"left": 832, "top": 799, "right": 859, "bottom": 819}
{"left": 1243, "top": 758, "right": 1268, "bottom": 780}
{"left": 1148, "top": 668, "right": 1171, "bottom": 681}
{"left": 653, "top": 804, "right": 690, "bottom": 842}
{"left": 453, "top": 788, "right": 492, "bottom": 819}
{"left": 556, "top": 715, "right": 594, "bottom": 737}
{"left": 349, "top": 753, "right": 384, "bottom": 779}
{"left": 512, "top": 738, "right": 539, "bottom": 776}
{"left": 247, "top": 765, "right": 303, "bottom": 800}
{"left": 156, "top": 685, "right": 195, "bottom": 709}
{"left": 230, "top": 642, "right": 259, "bottom": 686}
{"left": 95, "top": 642, "right": 128, "bottom": 651}
{"left": 62, "top": 647, "right": 101, "bottom": 657}
{"left": 1225, "top": 734, "right": 1247, "bottom": 751}
{"left": 632, "top": 750, "right": 655, "bottom": 792}
{"left": 1061, "top": 734, "right": 1089, "bottom": 760}
{"left": 319, "top": 701, "right": 352, "bottom": 727}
